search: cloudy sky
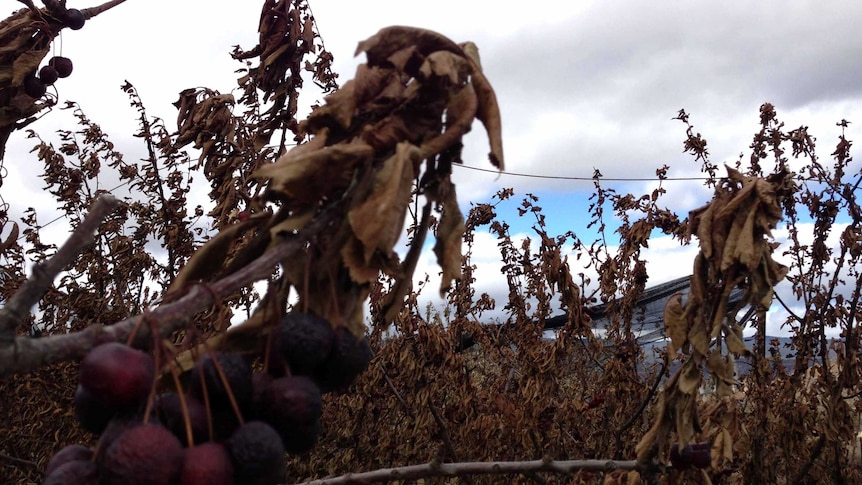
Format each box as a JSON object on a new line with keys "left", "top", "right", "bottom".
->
{"left": 3, "top": 0, "right": 861, "bottom": 336}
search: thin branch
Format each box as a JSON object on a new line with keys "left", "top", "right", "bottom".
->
{"left": 80, "top": 0, "right": 128, "bottom": 19}
{"left": 0, "top": 194, "right": 120, "bottom": 344}
{"left": 291, "top": 458, "right": 642, "bottom": 485}
{"left": 380, "top": 365, "right": 413, "bottom": 418}
{"left": 792, "top": 434, "right": 826, "bottom": 485}
{"left": 0, "top": 451, "right": 38, "bottom": 468}
{"left": 0, "top": 204, "right": 337, "bottom": 376}
{"left": 427, "top": 401, "right": 459, "bottom": 462}
{"left": 617, "top": 360, "right": 666, "bottom": 436}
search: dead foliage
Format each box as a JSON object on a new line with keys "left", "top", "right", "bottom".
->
{"left": 0, "top": 2, "right": 860, "bottom": 484}
{"left": 0, "top": 0, "right": 126, "bottom": 160}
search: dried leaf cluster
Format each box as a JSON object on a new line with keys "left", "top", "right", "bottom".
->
{"left": 0, "top": 2, "right": 861, "bottom": 484}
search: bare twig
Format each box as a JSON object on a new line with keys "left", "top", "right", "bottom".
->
{"left": 792, "top": 434, "right": 826, "bottom": 485}
{"left": 427, "top": 401, "right": 459, "bottom": 461}
{"left": 291, "top": 458, "right": 642, "bottom": 485}
{"left": 80, "top": 0, "right": 128, "bottom": 19}
{"left": 0, "top": 194, "right": 120, "bottom": 344}
{"left": 617, "top": 360, "right": 666, "bottom": 436}
{"left": 0, "top": 204, "right": 336, "bottom": 376}
{"left": 0, "top": 451, "right": 38, "bottom": 468}
{"left": 380, "top": 365, "right": 413, "bottom": 418}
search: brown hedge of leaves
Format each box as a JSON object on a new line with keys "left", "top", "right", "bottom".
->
{"left": 283, "top": 106, "right": 862, "bottom": 484}
{"left": 1, "top": 2, "right": 862, "bottom": 483}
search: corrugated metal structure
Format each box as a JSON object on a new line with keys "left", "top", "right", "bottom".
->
{"left": 457, "top": 275, "right": 748, "bottom": 352}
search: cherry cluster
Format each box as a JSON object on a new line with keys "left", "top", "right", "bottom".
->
{"left": 23, "top": 7, "right": 81, "bottom": 99}
{"left": 41, "top": 311, "right": 373, "bottom": 485}
{"left": 23, "top": 56, "right": 73, "bottom": 99}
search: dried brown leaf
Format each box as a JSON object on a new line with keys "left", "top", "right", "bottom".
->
{"left": 420, "top": 83, "right": 477, "bottom": 160}
{"left": 688, "top": 315, "right": 710, "bottom": 357}
{"left": 724, "top": 323, "right": 748, "bottom": 355}
{"left": 433, "top": 180, "right": 465, "bottom": 295}
{"left": 419, "top": 50, "right": 470, "bottom": 85}
{"left": 664, "top": 293, "right": 687, "bottom": 356}
{"left": 678, "top": 358, "right": 702, "bottom": 395}
{"left": 349, "top": 142, "right": 421, "bottom": 264}
{"left": 355, "top": 26, "right": 462, "bottom": 67}
{"left": 11, "top": 49, "right": 45, "bottom": 85}
{"left": 253, "top": 141, "right": 373, "bottom": 203}
{"left": 675, "top": 391, "right": 697, "bottom": 446}
{"left": 721, "top": 203, "right": 757, "bottom": 272}
{"left": 635, "top": 391, "right": 668, "bottom": 461}
{"left": 461, "top": 41, "right": 505, "bottom": 170}
{"left": 0, "top": 222, "right": 19, "bottom": 255}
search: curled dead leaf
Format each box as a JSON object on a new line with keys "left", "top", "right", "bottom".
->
{"left": 348, "top": 142, "right": 420, "bottom": 265}
{"left": 664, "top": 293, "right": 687, "bottom": 356}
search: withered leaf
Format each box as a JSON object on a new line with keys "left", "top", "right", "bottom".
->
{"left": 349, "top": 142, "right": 421, "bottom": 264}
{"left": 635, "top": 391, "right": 668, "bottom": 461}
{"left": 721, "top": 201, "right": 757, "bottom": 272}
{"left": 419, "top": 51, "right": 470, "bottom": 85}
{"left": 675, "top": 391, "right": 698, "bottom": 447}
{"left": 433, "top": 180, "right": 465, "bottom": 295}
{"left": 688, "top": 314, "right": 710, "bottom": 357}
{"left": 355, "top": 26, "right": 462, "bottom": 67}
{"left": 690, "top": 252, "right": 707, "bottom": 303}
{"left": 664, "top": 293, "right": 687, "bottom": 356}
{"left": 11, "top": 49, "right": 46, "bottom": 85}
{"left": 724, "top": 323, "right": 748, "bottom": 355}
{"left": 693, "top": 202, "right": 716, "bottom": 260}
{"left": 0, "top": 222, "right": 19, "bottom": 255}
{"left": 460, "top": 41, "right": 505, "bottom": 170}
{"left": 678, "top": 358, "right": 702, "bottom": 395}
{"left": 269, "top": 209, "right": 315, "bottom": 239}
{"left": 253, "top": 141, "right": 373, "bottom": 203}
{"left": 421, "top": 83, "right": 478, "bottom": 161}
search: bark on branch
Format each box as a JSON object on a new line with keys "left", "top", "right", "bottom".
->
{"left": 0, "top": 202, "right": 335, "bottom": 377}
{"left": 292, "top": 458, "right": 643, "bottom": 485}
{"left": 0, "top": 194, "right": 120, "bottom": 343}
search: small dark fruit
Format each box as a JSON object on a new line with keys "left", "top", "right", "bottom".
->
{"left": 669, "top": 443, "right": 690, "bottom": 470}
{"left": 95, "top": 414, "right": 152, "bottom": 467}
{"left": 155, "top": 392, "right": 210, "bottom": 446}
{"left": 277, "top": 312, "right": 335, "bottom": 375}
{"left": 39, "top": 65, "right": 59, "bottom": 85}
{"left": 689, "top": 442, "right": 712, "bottom": 469}
{"left": 227, "top": 421, "right": 285, "bottom": 485}
{"left": 180, "top": 442, "right": 234, "bottom": 485}
{"left": 23, "top": 75, "right": 46, "bottom": 98}
{"left": 79, "top": 342, "right": 155, "bottom": 408}
{"left": 257, "top": 376, "right": 322, "bottom": 453}
{"left": 74, "top": 385, "right": 115, "bottom": 434}
{"left": 101, "top": 423, "right": 184, "bottom": 485}
{"left": 44, "top": 444, "right": 93, "bottom": 477}
{"left": 189, "top": 352, "right": 252, "bottom": 411}
{"left": 42, "top": 459, "right": 99, "bottom": 485}
{"left": 314, "top": 327, "right": 372, "bottom": 392}
{"left": 49, "top": 56, "right": 73, "bottom": 78}
{"left": 63, "top": 8, "right": 85, "bottom": 30}
{"left": 258, "top": 376, "right": 322, "bottom": 431}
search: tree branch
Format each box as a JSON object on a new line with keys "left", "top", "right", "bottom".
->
{"left": 291, "top": 458, "right": 642, "bottom": 485}
{"left": 0, "top": 194, "right": 120, "bottom": 344}
{"left": 80, "top": 0, "right": 128, "bottom": 20}
{"left": 0, "top": 204, "right": 337, "bottom": 376}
